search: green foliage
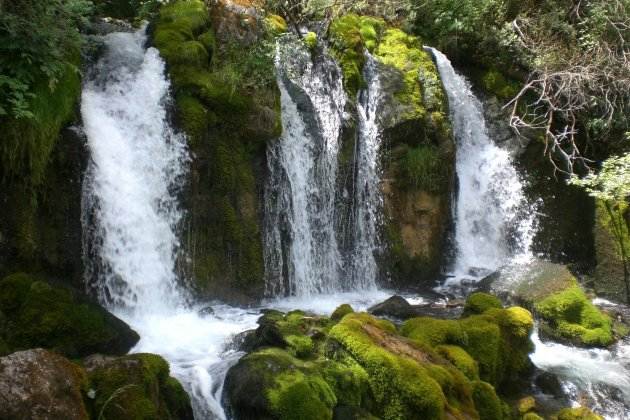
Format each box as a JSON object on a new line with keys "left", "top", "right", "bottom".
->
{"left": 463, "top": 292, "right": 503, "bottom": 317}
{"left": 571, "top": 153, "right": 630, "bottom": 202}
{"left": 482, "top": 69, "right": 520, "bottom": 100}
{"left": 397, "top": 145, "right": 448, "bottom": 192}
{"left": 535, "top": 285, "right": 614, "bottom": 347}
{"left": 304, "top": 31, "right": 318, "bottom": 50}
{"left": 0, "top": 0, "right": 91, "bottom": 119}
{"left": 267, "top": 370, "right": 337, "bottom": 420}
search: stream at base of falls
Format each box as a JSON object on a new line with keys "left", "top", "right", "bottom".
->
{"left": 80, "top": 27, "right": 630, "bottom": 419}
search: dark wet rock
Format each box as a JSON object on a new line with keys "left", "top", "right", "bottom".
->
{"left": 368, "top": 295, "right": 415, "bottom": 319}
{"left": 0, "top": 349, "right": 89, "bottom": 420}
{"left": 198, "top": 306, "right": 215, "bottom": 317}
{"left": 534, "top": 371, "right": 564, "bottom": 398}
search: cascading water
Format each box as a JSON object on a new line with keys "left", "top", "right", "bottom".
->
{"left": 427, "top": 48, "right": 536, "bottom": 285}
{"left": 81, "top": 27, "right": 261, "bottom": 420}
{"left": 428, "top": 48, "right": 630, "bottom": 418}
{"left": 264, "top": 40, "right": 346, "bottom": 296}
{"left": 348, "top": 54, "right": 382, "bottom": 290}
{"left": 82, "top": 28, "right": 189, "bottom": 313}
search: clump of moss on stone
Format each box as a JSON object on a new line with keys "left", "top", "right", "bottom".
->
{"left": 331, "top": 304, "right": 355, "bottom": 321}
{"left": 328, "top": 14, "right": 385, "bottom": 97}
{"left": 463, "top": 292, "right": 503, "bottom": 317}
{"left": 401, "top": 297, "right": 534, "bottom": 389}
{"left": 86, "top": 353, "right": 193, "bottom": 420}
{"left": 304, "top": 31, "right": 318, "bottom": 50}
{"left": 554, "top": 407, "right": 604, "bottom": 420}
{"left": 536, "top": 285, "right": 614, "bottom": 347}
{"left": 265, "top": 14, "right": 287, "bottom": 35}
{"left": 435, "top": 345, "right": 479, "bottom": 381}
{"left": 471, "top": 380, "right": 504, "bottom": 420}
{"left": 0, "top": 273, "right": 138, "bottom": 358}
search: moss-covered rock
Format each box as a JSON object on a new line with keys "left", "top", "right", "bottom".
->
{"left": 226, "top": 304, "right": 532, "bottom": 420}
{"left": 331, "top": 304, "right": 355, "bottom": 321}
{"left": 536, "top": 285, "right": 614, "bottom": 347}
{"left": 152, "top": 0, "right": 281, "bottom": 303}
{"left": 401, "top": 295, "right": 534, "bottom": 389}
{"left": 0, "top": 272, "right": 139, "bottom": 358}
{"left": 554, "top": 407, "right": 603, "bottom": 420}
{"left": 85, "top": 353, "right": 193, "bottom": 420}
{"left": 463, "top": 293, "right": 503, "bottom": 317}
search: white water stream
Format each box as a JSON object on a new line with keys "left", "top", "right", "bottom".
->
{"left": 428, "top": 48, "right": 536, "bottom": 287}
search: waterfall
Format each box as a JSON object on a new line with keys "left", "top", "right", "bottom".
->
{"left": 82, "top": 28, "right": 189, "bottom": 312}
{"left": 81, "top": 27, "right": 261, "bottom": 420}
{"left": 264, "top": 41, "right": 385, "bottom": 296}
{"left": 348, "top": 54, "right": 382, "bottom": 290}
{"left": 427, "top": 48, "right": 536, "bottom": 284}
{"left": 264, "top": 40, "right": 346, "bottom": 297}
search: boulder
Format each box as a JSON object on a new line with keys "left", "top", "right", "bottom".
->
{"left": 85, "top": 353, "right": 194, "bottom": 420}
{"left": 0, "top": 349, "right": 88, "bottom": 420}
{"left": 0, "top": 272, "right": 139, "bottom": 358}
{"left": 368, "top": 295, "right": 415, "bottom": 319}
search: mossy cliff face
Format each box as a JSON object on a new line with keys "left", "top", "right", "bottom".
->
{"left": 0, "top": 272, "right": 139, "bottom": 358}
{"left": 225, "top": 295, "right": 535, "bottom": 420}
{"left": 0, "top": 58, "right": 85, "bottom": 287}
{"left": 593, "top": 199, "right": 630, "bottom": 304}
{"left": 328, "top": 15, "right": 455, "bottom": 288}
{"left": 152, "top": 0, "right": 281, "bottom": 303}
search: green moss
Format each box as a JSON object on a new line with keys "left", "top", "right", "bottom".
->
{"left": 175, "top": 94, "right": 208, "bottom": 145}
{"left": 87, "top": 353, "right": 191, "bottom": 420}
{"left": 536, "top": 285, "right": 614, "bottom": 347}
{"left": 158, "top": 0, "right": 208, "bottom": 35}
{"left": 160, "top": 40, "right": 209, "bottom": 66}
{"left": 397, "top": 145, "right": 449, "bottom": 192}
{"left": 524, "top": 413, "right": 544, "bottom": 420}
{"left": 517, "top": 396, "right": 536, "bottom": 415}
{"left": 471, "top": 381, "right": 503, "bottom": 420}
{"left": 330, "top": 313, "right": 447, "bottom": 419}
{"left": 265, "top": 14, "right": 287, "bottom": 35}
{"left": 268, "top": 370, "right": 337, "bottom": 420}
{"left": 331, "top": 304, "right": 355, "bottom": 321}
{"left": 0, "top": 273, "right": 138, "bottom": 358}
{"left": 463, "top": 293, "right": 503, "bottom": 317}
{"left": 400, "top": 317, "right": 466, "bottom": 347}
{"left": 328, "top": 14, "right": 385, "bottom": 97}
{"left": 286, "top": 335, "right": 314, "bottom": 358}
{"left": 435, "top": 345, "right": 479, "bottom": 381}
{"left": 555, "top": 407, "right": 603, "bottom": 420}
{"left": 197, "top": 30, "right": 216, "bottom": 56}
{"left": 304, "top": 31, "right": 318, "bottom": 50}
{"left": 482, "top": 69, "right": 520, "bottom": 100}
{"left": 1, "top": 57, "right": 80, "bottom": 187}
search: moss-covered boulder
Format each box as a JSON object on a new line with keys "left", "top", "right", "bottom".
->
{"left": 225, "top": 297, "right": 535, "bottom": 420}
{"left": 0, "top": 272, "right": 139, "bottom": 358}
{"left": 152, "top": 0, "right": 281, "bottom": 303}
{"left": 0, "top": 349, "right": 89, "bottom": 420}
{"left": 553, "top": 407, "right": 603, "bottom": 420}
{"left": 401, "top": 295, "right": 534, "bottom": 389}
{"left": 84, "top": 353, "right": 193, "bottom": 420}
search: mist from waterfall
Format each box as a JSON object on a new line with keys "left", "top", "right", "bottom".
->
{"left": 428, "top": 48, "right": 536, "bottom": 284}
